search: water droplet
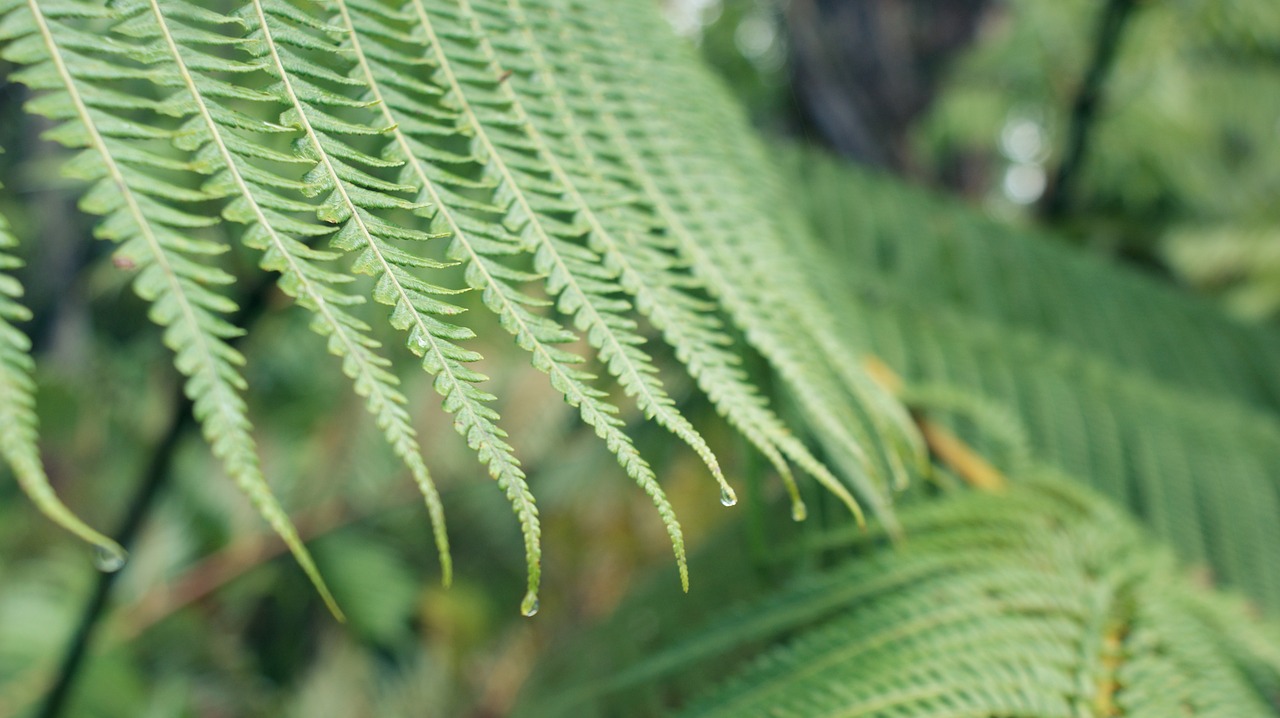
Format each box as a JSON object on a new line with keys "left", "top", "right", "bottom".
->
{"left": 92, "top": 545, "right": 127, "bottom": 573}
{"left": 520, "top": 591, "right": 540, "bottom": 617}
{"left": 791, "top": 500, "right": 808, "bottom": 522}
{"left": 719, "top": 487, "right": 737, "bottom": 507}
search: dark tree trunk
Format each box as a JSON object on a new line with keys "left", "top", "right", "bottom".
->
{"left": 786, "top": 0, "right": 992, "bottom": 173}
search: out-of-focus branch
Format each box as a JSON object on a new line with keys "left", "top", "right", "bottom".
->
{"left": 1041, "top": 0, "right": 1139, "bottom": 220}
{"left": 36, "top": 277, "right": 278, "bottom": 718}
{"left": 785, "top": 0, "right": 991, "bottom": 172}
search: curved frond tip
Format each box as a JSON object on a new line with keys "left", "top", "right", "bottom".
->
{"left": 0, "top": 181, "right": 125, "bottom": 568}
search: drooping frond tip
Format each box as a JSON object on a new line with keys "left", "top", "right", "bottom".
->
{"left": 0, "top": 176, "right": 126, "bottom": 568}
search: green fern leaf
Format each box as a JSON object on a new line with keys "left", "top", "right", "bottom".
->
{"left": 445, "top": 0, "right": 737, "bottom": 509}
{"left": 335, "top": 0, "right": 706, "bottom": 596}
{"left": 519, "top": 479, "right": 1280, "bottom": 717}
{"left": 563, "top": 1, "right": 934, "bottom": 529}
{"left": 479, "top": 0, "right": 817, "bottom": 518}
{"left": 121, "top": 0, "right": 456, "bottom": 586}
{"left": 680, "top": 481, "right": 1280, "bottom": 718}
{"left": 516, "top": 31, "right": 833, "bottom": 522}
{"left": 790, "top": 149, "right": 1280, "bottom": 613}
{"left": 231, "top": 0, "right": 554, "bottom": 609}
{"left": 0, "top": 163, "right": 125, "bottom": 567}
{"left": 2, "top": 0, "right": 343, "bottom": 618}
{"left": 0, "top": 0, "right": 935, "bottom": 615}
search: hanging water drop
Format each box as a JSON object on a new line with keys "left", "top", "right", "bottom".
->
{"left": 92, "top": 545, "right": 127, "bottom": 573}
{"left": 520, "top": 591, "right": 540, "bottom": 617}
{"left": 719, "top": 487, "right": 737, "bottom": 507}
{"left": 791, "top": 500, "right": 808, "bottom": 522}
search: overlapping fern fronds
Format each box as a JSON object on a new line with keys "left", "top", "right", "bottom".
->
{"left": 0, "top": 0, "right": 918, "bottom": 613}
{"left": 682, "top": 483, "right": 1280, "bottom": 718}
{"left": 516, "top": 479, "right": 1280, "bottom": 717}
{"left": 786, "top": 149, "right": 1280, "bottom": 613}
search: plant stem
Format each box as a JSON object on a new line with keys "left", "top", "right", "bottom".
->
{"left": 34, "top": 392, "right": 193, "bottom": 718}
{"left": 35, "top": 278, "right": 276, "bottom": 718}
{"left": 1041, "top": 0, "right": 1137, "bottom": 220}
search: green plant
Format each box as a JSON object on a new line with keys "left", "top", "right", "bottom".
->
{"left": 916, "top": 0, "right": 1280, "bottom": 305}
{"left": 0, "top": 0, "right": 916, "bottom": 616}
{"left": 1, "top": 1, "right": 1278, "bottom": 716}
{"left": 518, "top": 478, "right": 1280, "bottom": 717}
{"left": 513, "top": 149, "right": 1280, "bottom": 716}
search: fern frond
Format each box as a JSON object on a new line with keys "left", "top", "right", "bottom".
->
{"left": 236, "top": 0, "right": 507, "bottom": 607}
{"left": 0, "top": 166, "right": 125, "bottom": 566}
{"left": 680, "top": 481, "right": 1280, "bottom": 718}
{"left": 106, "top": 0, "right": 456, "bottom": 586}
{"left": 327, "top": 0, "right": 636, "bottom": 600}
{"left": 557, "top": 0, "right": 923, "bottom": 526}
{"left": 444, "top": 0, "right": 736, "bottom": 509}
{"left": 873, "top": 302, "right": 1280, "bottom": 609}
{"left": 1, "top": 0, "right": 935, "bottom": 613}
{"left": 789, "top": 150, "right": 1280, "bottom": 412}
{"left": 519, "top": 480, "right": 1280, "bottom": 717}
{"left": 1, "top": 0, "right": 342, "bottom": 617}
{"left": 486, "top": 0, "right": 812, "bottom": 520}
{"left": 330, "top": 0, "right": 705, "bottom": 595}
{"left": 531, "top": 1, "right": 851, "bottom": 512}
{"left": 790, "top": 149, "right": 1280, "bottom": 613}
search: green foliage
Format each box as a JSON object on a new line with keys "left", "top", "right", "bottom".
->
{"left": 916, "top": 0, "right": 1280, "bottom": 313}
{"left": 519, "top": 479, "right": 1280, "bottom": 717}
{"left": 506, "top": 145, "right": 1280, "bottom": 718}
{"left": 1165, "top": 224, "right": 1280, "bottom": 320}
{"left": 1, "top": 1, "right": 1278, "bottom": 716}
{"left": 0, "top": 0, "right": 914, "bottom": 615}
{"left": 787, "top": 149, "right": 1280, "bottom": 613}
{"left": 0, "top": 165, "right": 126, "bottom": 567}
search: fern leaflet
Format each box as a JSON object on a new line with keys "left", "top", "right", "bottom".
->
{"left": 2, "top": 0, "right": 342, "bottom": 617}
{"left": 0, "top": 159, "right": 125, "bottom": 566}
{"left": 121, "top": 0, "right": 455, "bottom": 585}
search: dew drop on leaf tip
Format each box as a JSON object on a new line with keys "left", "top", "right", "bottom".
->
{"left": 92, "top": 545, "right": 127, "bottom": 573}
{"left": 719, "top": 488, "right": 737, "bottom": 507}
{"left": 521, "top": 592, "right": 540, "bottom": 617}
